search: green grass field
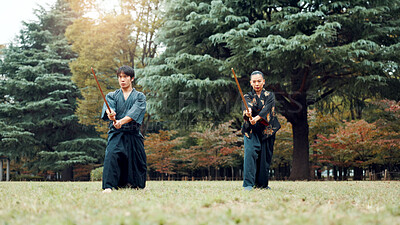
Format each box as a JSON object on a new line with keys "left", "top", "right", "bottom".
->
{"left": 0, "top": 181, "right": 399, "bottom": 225}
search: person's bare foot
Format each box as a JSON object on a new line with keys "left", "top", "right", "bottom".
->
{"left": 102, "top": 188, "right": 112, "bottom": 193}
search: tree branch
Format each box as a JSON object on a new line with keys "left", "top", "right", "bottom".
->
{"left": 307, "top": 88, "right": 336, "bottom": 106}
{"left": 297, "top": 66, "right": 310, "bottom": 94}
{"left": 267, "top": 83, "right": 298, "bottom": 122}
{"left": 320, "top": 70, "right": 356, "bottom": 84}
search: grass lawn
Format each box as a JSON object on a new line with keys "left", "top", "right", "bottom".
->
{"left": 0, "top": 181, "right": 399, "bottom": 225}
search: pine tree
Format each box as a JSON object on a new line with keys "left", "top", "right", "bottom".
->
{"left": 0, "top": 0, "right": 105, "bottom": 179}
{"left": 139, "top": 0, "right": 400, "bottom": 179}
{"left": 137, "top": 0, "right": 238, "bottom": 127}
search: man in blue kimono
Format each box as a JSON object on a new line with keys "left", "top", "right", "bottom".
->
{"left": 242, "top": 71, "right": 280, "bottom": 190}
{"left": 101, "top": 65, "right": 147, "bottom": 192}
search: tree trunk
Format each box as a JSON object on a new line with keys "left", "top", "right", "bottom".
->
{"left": 61, "top": 166, "right": 73, "bottom": 181}
{"left": 231, "top": 166, "right": 234, "bottom": 181}
{"left": 286, "top": 163, "right": 290, "bottom": 179}
{"left": 272, "top": 69, "right": 311, "bottom": 181}
{"left": 208, "top": 166, "right": 211, "bottom": 180}
{"left": 353, "top": 167, "right": 363, "bottom": 180}
{"left": 6, "top": 159, "right": 9, "bottom": 181}
{"left": 0, "top": 160, "right": 3, "bottom": 181}
{"left": 289, "top": 113, "right": 310, "bottom": 180}
{"left": 140, "top": 114, "right": 151, "bottom": 136}
{"left": 338, "top": 167, "right": 343, "bottom": 181}
{"left": 333, "top": 166, "right": 338, "bottom": 180}
{"left": 327, "top": 168, "right": 330, "bottom": 181}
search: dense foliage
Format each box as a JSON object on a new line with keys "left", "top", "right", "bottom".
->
{"left": 139, "top": 0, "right": 400, "bottom": 179}
{"left": 0, "top": 0, "right": 105, "bottom": 179}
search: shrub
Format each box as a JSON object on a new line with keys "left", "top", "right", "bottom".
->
{"left": 13, "top": 174, "right": 44, "bottom": 181}
{"left": 90, "top": 167, "right": 103, "bottom": 181}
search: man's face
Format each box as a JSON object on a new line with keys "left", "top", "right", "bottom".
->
{"left": 250, "top": 74, "right": 265, "bottom": 92}
{"left": 118, "top": 72, "right": 134, "bottom": 89}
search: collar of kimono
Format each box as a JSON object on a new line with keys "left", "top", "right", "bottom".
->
{"left": 250, "top": 88, "right": 267, "bottom": 99}
{"left": 120, "top": 87, "right": 136, "bottom": 92}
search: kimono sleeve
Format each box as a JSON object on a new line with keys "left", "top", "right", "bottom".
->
{"left": 101, "top": 92, "right": 117, "bottom": 121}
{"left": 125, "top": 92, "right": 146, "bottom": 125}
{"left": 258, "top": 92, "right": 276, "bottom": 124}
{"left": 242, "top": 93, "right": 253, "bottom": 121}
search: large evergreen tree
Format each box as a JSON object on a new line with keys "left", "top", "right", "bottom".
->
{"left": 0, "top": 0, "right": 105, "bottom": 179}
{"left": 137, "top": 0, "right": 238, "bottom": 126}
{"left": 139, "top": 0, "right": 400, "bottom": 179}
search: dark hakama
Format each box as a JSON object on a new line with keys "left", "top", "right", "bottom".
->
{"left": 242, "top": 89, "right": 280, "bottom": 189}
{"left": 243, "top": 132, "right": 275, "bottom": 188}
{"left": 101, "top": 88, "right": 147, "bottom": 189}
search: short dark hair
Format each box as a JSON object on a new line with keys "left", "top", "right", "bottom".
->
{"left": 251, "top": 71, "right": 264, "bottom": 79}
{"left": 117, "top": 65, "right": 135, "bottom": 78}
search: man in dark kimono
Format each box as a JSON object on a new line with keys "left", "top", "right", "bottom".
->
{"left": 101, "top": 65, "right": 147, "bottom": 192}
{"left": 242, "top": 71, "right": 280, "bottom": 190}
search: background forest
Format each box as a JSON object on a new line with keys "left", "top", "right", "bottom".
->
{"left": 0, "top": 0, "right": 399, "bottom": 181}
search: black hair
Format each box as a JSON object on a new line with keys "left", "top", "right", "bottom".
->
{"left": 117, "top": 65, "right": 135, "bottom": 78}
{"left": 250, "top": 71, "right": 264, "bottom": 79}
